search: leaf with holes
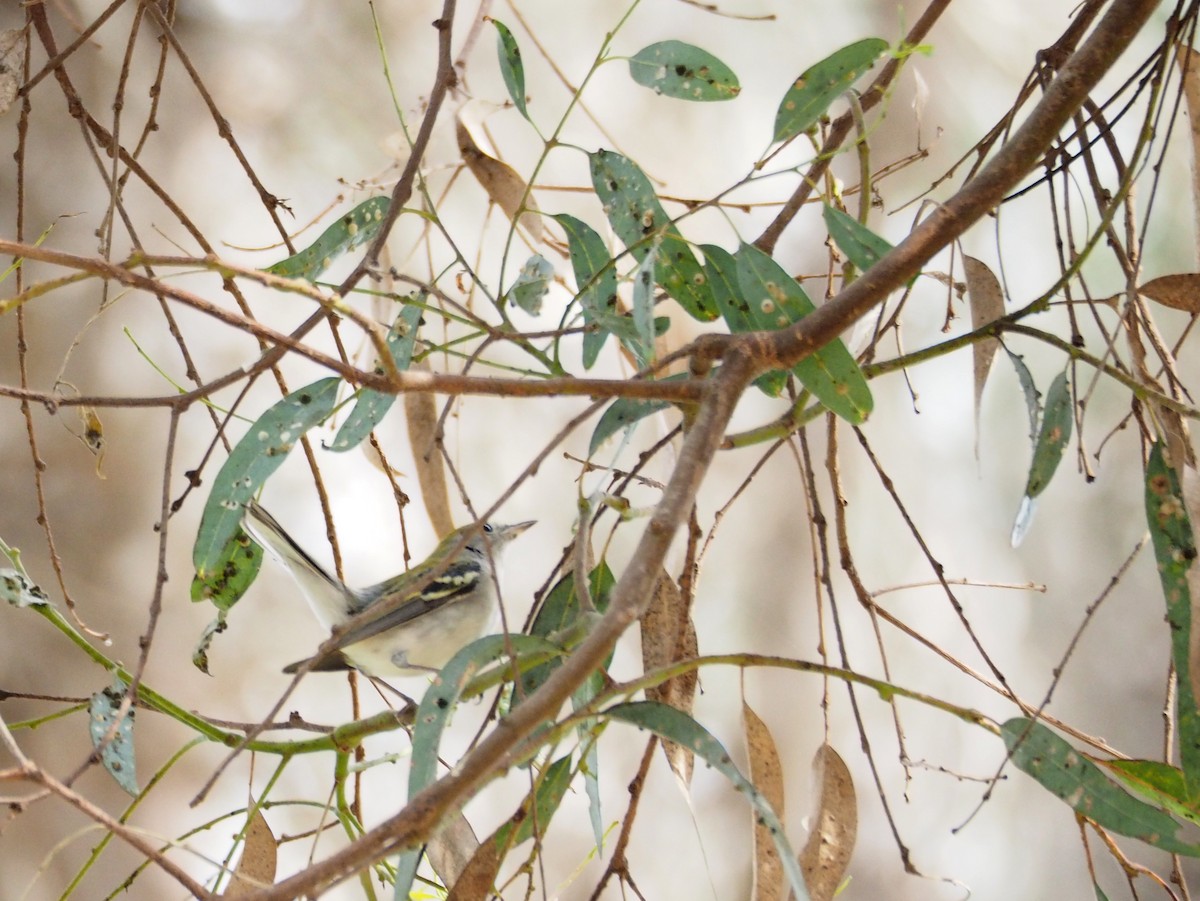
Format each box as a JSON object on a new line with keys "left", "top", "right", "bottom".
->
{"left": 89, "top": 676, "right": 138, "bottom": 796}
{"left": 509, "top": 254, "right": 555, "bottom": 314}
{"left": 1145, "top": 444, "right": 1200, "bottom": 796}
{"left": 193, "top": 378, "right": 340, "bottom": 579}
{"left": 266, "top": 197, "right": 389, "bottom": 281}
{"left": 1003, "top": 718, "right": 1200, "bottom": 856}
{"left": 773, "top": 38, "right": 888, "bottom": 142}
{"left": 735, "top": 243, "right": 872, "bottom": 423}
{"left": 627, "top": 41, "right": 740, "bottom": 101}
{"left": 190, "top": 528, "right": 262, "bottom": 613}
{"left": 556, "top": 213, "right": 623, "bottom": 368}
{"left": 589, "top": 150, "right": 717, "bottom": 322}
{"left": 330, "top": 303, "right": 423, "bottom": 453}
{"left": 703, "top": 244, "right": 787, "bottom": 397}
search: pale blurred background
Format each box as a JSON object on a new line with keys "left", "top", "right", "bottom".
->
{"left": 0, "top": 1, "right": 1193, "bottom": 899}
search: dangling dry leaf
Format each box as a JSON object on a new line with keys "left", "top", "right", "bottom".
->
{"left": 798, "top": 744, "right": 857, "bottom": 901}
{"left": 0, "top": 29, "right": 24, "bottom": 118}
{"left": 641, "top": 569, "right": 699, "bottom": 787}
{"left": 222, "top": 809, "right": 277, "bottom": 897}
{"left": 1177, "top": 48, "right": 1200, "bottom": 264}
{"left": 405, "top": 358, "right": 454, "bottom": 537}
{"left": 963, "top": 255, "right": 1004, "bottom": 458}
{"left": 429, "top": 812, "right": 481, "bottom": 891}
{"left": 1139, "top": 273, "right": 1200, "bottom": 313}
{"left": 744, "top": 700, "right": 786, "bottom": 901}
{"left": 455, "top": 113, "right": 544, "bottom": 242}
{"left": 446, "top": 837, "right": 500, "bottom": 901}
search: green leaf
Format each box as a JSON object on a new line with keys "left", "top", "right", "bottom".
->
{"left": 555, "top": 213, "right": 621, "bottom": 368}
{"left": 702, "top": 244, "right": 786, "bottom": 397}
{"left": 627, "top": 41, "right": 740, "bottom": 101}
{"left": 520, "top": 564, "right": 615, "bottom": 699}
{"left": 1145, "top": 444, "right": 1200, "bottom": 796}
{"left": 192, "top": 378, "right": 340, "bottom": 578}
{"left": 823, "top": 205, "right": 893, "bottom": 273}
{"left": 1023, "top": 369, "right": 1072, "bottom": 497}
{"left": 509, "top": 253, "right": 554, "bottom": 314}
{"left": 0, "top": 567, "right": 48, "bottom": 608}
{"left": 588, "top": 150, "right": 717, "bottom": 322}
{"left": 395, "top": 633, "right": 559, "bottom": 898}
{"left": 89, "top": 676, "right": 138, "bottom": 796}
{"left": 735, "top": 243, "right": 873, "bottom": 423}
{"left": 632, "top": 239, "right": 659, "bottom": 357}
{"left": 589, "top": 394, "right": 674, "bottom": 455}
{"left": 492, "top": 20, "right": 528, "bottom": 120}
{"left": 1002, "top": 718, "right": 1200, "bottom": 857}
{"left": 189, "top": 528, "right": 263, "bottom": 611}
{"left": 330, "top": 303, "right": 424, "bottom": 453}
{"left": 773, "top": 37, "right": 889, "bottom": 142}
{"left": 606, "top": 701, "right": 810, "bottom": 900}
{"left": 1101, "top": 759, "right": 1200, "bottom": 826}
{"left": 266, "top": 196, "right": 390, "bottom": 281}
{"left": 494, "top": 755, "right": 574, "bottom": 849}
{"left": 1004, "top": 347, "right": 1041, "bottom": 446}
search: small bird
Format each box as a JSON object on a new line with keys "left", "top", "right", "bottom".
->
{"left": 242, "top": 502, "right": 534, "bottom": 677}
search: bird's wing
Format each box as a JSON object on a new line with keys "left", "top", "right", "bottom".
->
{"left": 326, "top": 560, "right": 484, "bottom": 651}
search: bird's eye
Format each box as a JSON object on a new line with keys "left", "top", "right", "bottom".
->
{"left": 483, "top": 523, "right": 494, "bottom": 533}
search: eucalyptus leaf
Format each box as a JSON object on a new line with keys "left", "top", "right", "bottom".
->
{"left": 627, "top": 41, "right": 740, "bottom": 101}
{"left": 735, "top": 243, "right": 872, "bottom": 423}
{"left": 266, "top": 197, "right": 389, "bottom": 281}
{"left": 588, "top": 150, "right": 717, "bottom": 322}
{"left": 492, "top": 20, "right": 529, "bottom": 119}
{"left": 330, "top": 302, "right": 424, "bottom": 453}
{"left": 193, "top": 378, "right": 340, "bottom": 579}
{"left": 773, "top": 38, "right": 889, "bottom": 142}
{"left": 1003, "top": 717, "right": 1200, "bottom": 856}
{"left": 89, "top": 676, "right": 138, "bottom": 796}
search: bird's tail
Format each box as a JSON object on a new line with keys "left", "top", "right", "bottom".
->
{"left": 242, "top": 502, "right": 351, "bottom": 628}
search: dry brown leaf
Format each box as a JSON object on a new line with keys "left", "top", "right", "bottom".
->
{"left": 798, "top": 744, "right": 857, "bottom": 901}
{"left": 0, "top": 29, "right": 24, "bottom": 118}
{"left": 744, "top": 700, "right": 786, "bottom": 901}
{"left": 222, "top": 809, "right": 277, "bottom": 897}
{"left": 1177, "top": 48, "right": 1200, "bottom": 263}
{"left": 429, "top": 813, "right": 481, "bottom": 891}
{"left": 1139, "top": 273, "right": 1200, "bottom": 313}
{"left": 455, "top": 114, "right": 544, "bottom": 242}
{"left": 404, "top": 358, "right": 454, "bottom": 537}
{"left": 963, "top": 255, "right": 1004, "bottom": 457}
{"left": 641, "top": 570, "right": 699, "bottom": 787}
{"left": 446, "top": 835, "right": 500, "bottom": 901}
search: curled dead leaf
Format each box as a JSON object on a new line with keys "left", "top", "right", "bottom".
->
{"left": 963, "top": 255, "right": 1004, "bottom": 458}
{"left": 1139, "top": 273, "right": 1200, "bottom": 313}
{"left": 1177, "top": 48, "right": 1200, "bottom": 263}
{"left": 641, "top": 570, "right": 699, "bottom": 787}
{"left": 799, "top": 744, "right": 856, "bottom": 901}
{"left": 456, "top": 114, "right": 544, "bottom": 242}
{"left": 744, "top": 700, "right": 786, "bottom": 901}
{"left": 405, "top": 358, "right": 454, "bottom": 537}
{"left": 222, "top": 809, "right": 277, "bottom": 897}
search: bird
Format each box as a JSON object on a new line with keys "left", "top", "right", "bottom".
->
{"left": 241, "top": 502, "right": 534, "bottom": 677}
